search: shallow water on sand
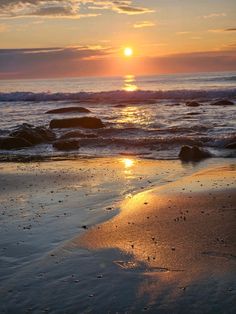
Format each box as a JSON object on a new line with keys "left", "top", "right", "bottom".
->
{"left": 0, "top": 158, "right": 235, "bottom": 313}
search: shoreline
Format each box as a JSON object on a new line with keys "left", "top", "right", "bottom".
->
{"left": 0, "top": 157, "right": 235, "bottom": 313}
{"left": 0, "top": 151, "right": 236, "bottom": 163}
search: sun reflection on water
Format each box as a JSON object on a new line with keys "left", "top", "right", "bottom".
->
{"left": 123, "top": 75, "right": 138, "bottom": 92}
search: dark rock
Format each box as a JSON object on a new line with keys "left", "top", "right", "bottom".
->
{"left": 60, "top": 130, "right": 98, "bottom": 140}
{"left": 211, "top": 100, "right": 234, "bottom": 106}
{"left": 186, "top": 101, "right": 201, "bottom": 107}
{"left": 34, "top": 126, "right": 56, "bottom": 141}
{"left": 191, "top": 146, "right": 211, "bottom": 159}
{"left": 45, "top": 107, "right": 91, "bottom": 114}
{"left": 179, "top": 145, "right": 211, "bottom": 161}
{"left": 10, "top": 124, "right": 55, "bottom": 145}
{"left": 50, "top": 117, "right": 105, "bottom": 129}
{"left": 0, "top": 136, "right": 32, "bottom": 150}
{"left": 53, "top": 139, "right": 80, "bottom": 151}
{"left": 225, "top": 142, "right": 236, "bottom": 149}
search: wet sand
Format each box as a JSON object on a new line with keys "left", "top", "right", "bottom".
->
{"left": 0, "top": 158, "right": 235, "bottom": 313}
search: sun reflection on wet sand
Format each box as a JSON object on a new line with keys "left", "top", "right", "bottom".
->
{"left": 77, "top": 165, "right": 236, "bottom": 303}
{"left": 122, "top": 158, "right": 134, "bottom": 168}
{"left": 123, "top": 74, "right": 138, "bottom": 92}
{"left": 120, "top": 157, "right": 136, "bottom": 179}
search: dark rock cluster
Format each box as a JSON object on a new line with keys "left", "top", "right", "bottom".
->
{"left": 179, "top": 145, "right": 212, "bottom": 161}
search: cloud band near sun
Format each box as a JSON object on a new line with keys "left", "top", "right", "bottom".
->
{"left": 1, "top": 47, "right": 236, "bottom": 79}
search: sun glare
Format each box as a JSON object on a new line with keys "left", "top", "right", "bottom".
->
{"left": 123, "top": 75, "right": 138, "bottom": 92}
{"left": 122, "top": 158, "right": 134, "bottom": 168}
{"left": 124, "top": 47, "right": 133, "bottom": 57}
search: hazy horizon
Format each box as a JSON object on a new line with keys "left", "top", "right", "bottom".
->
{"left": 1, "top": 69, "right": 236, "bottom": 82}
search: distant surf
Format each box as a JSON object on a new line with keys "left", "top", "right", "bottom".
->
{"left": 1, "top": 88, "right": 236, "bottom": 102}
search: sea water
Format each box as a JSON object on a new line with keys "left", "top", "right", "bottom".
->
{"left": 0, "top": 72, "right": 235, "bottom": 160}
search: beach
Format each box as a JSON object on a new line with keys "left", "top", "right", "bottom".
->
{"left": 0, "top": 72, "right": 236, "bottom": 313}
{"left": 1, "top": 0, "right": 236, "bottom": 310}
{"left": 0, "top": 157, "right": 235, "bottom": 313}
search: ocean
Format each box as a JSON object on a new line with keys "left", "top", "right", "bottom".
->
{"left": 0, "top": 71, "right": 236, "bottom": 160}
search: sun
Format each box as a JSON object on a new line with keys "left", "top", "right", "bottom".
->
{"left": 124, "top": 47, "right": 133, "bottom": 57}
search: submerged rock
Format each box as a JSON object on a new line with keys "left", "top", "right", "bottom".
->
{"left": 45, "top": 107, "right": 91, "bottom": 114}
{"left": 53, "top": 139, "right": 80, "bottom": 151}
{"left": 0, "top": 136, "right": 32, "bottom": 150}
{"left": 10, "top": 124, "right": 55, "bottom": 145}
{"left": 60, "top": 130, "right": 98, "bottom": 139}
{"left": 50, "top": 117, "right": 105, "bottom": 129}
{"left": 225, "top": 142, "right": 236, "bottom": 149}
{"left": 186, "top": 101, "right": 201, "bottom": 107}
{"left": 179, "top": 145, "right": 211, "bottom": 161}
{"left": 211, "top": 100, "right": 234, "bottom": 106}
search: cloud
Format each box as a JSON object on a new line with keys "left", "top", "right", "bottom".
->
{"left": 176, "top": 31, "right": 191, "bottom": 35}
{"left": 208, "top": 28, "right": 236, "bottom": 33}
{"left": 225, "top": 28, "right": 236, "bottom": 32}
{"left": 133, "top": 21, "right": 155, "bottom": 29}
{"left": 141, "top": 50, "right": 236, "bottom": 75}
{"left": 0, "top": 0, "right": 154, "bottom": 18}
{"left": 0, "top": 0, "right": 80, "bottom": 18}
{"left": 0, "top": 45, "right": 111, "bottom": 56}
{"left": 0, "top": 46, "right": 113, "bottom": 78}
{"left": 220, "top": 42, "right": 236, "bottom": 50}
{"left": 114, "top": 5, "right": 154, "bottom": 15}
{"left": 208, "top": 29, "right": 223, "bottom": 33}
{"left": 82, "top": 0, "right": 154, "bottom": 15}
{"left": 203, "top": 12, "right": 226, "bottom": 19}
{"left": 1, "top": 47, "right": 236, "bottom": 79}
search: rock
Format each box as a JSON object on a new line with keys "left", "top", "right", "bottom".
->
{"left": 60, "top": 130, "right": 98, "bottom": 140}
{"left": 50, "top": 117, "right": 105, "bottom": 129}
{"left": 211, "top": 100, "right": 234, "bottom": 106}
{"left": 10, "top": 124, "right": 55, "bottom": 145}
{"left": 34, "top": 126, "right": 56, "bottom": 141}
{"left": 53, "top": 139, "right": 80, "bottom": 151}
{"left": 225, "top": 142, "right": 236, "bottom": 149}
{"left": 0, "top": 136, "right": 32, "bottom": 150}
{"left": 45, "top": 107, "right": 91, "bottom": 114}
{"left": 179, "top": 145, "right": 211, "bottom": 161}
{"left": 186, "top": 101, "right": 201, "bottom": 107}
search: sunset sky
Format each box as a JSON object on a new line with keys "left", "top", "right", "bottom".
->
{"left": 0, "top": 0, "right": 236, "bottom": 79}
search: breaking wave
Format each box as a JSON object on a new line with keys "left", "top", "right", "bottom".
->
{"left": 75, "top": 132, "right": 236, "bottom": 149}
{"left": 0, "top": 88, "right": 236, "bottom": 102}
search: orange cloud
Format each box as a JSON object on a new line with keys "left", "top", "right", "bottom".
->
{"left": 133, "top": 21, "right": 155, "bottom": 29}
{"left": 203, "top": 12, "right": 226, "bottom": 19}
